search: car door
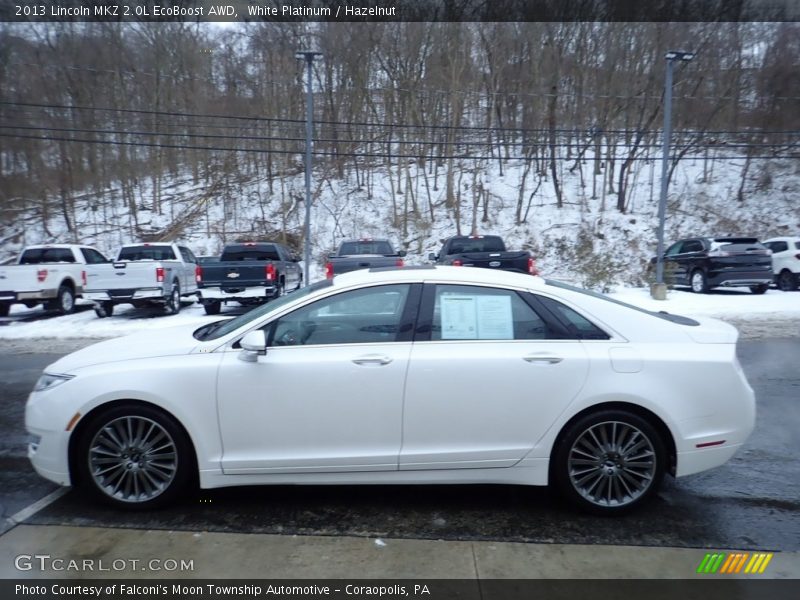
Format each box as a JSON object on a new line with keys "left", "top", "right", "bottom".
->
{"left": 177, "top": 246, "right": 198, "bottom": 293}
{"left": 664, "top": 241, "right": 687, "bottom": 283}
{"left": 216, "top": 283, "right": 421, "bottom": 474}
{"left": 400, "top": 284, "right": 590, "bottom": 470}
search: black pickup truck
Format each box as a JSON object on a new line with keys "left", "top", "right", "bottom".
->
{"left": 196, "top": 242, "right": 302, "bottom": 314}
{"left": 325, "top": 239, "right": 406, "bottom": 278}
{"left": 429, "top": 235, "right": 538, "bottom": 275}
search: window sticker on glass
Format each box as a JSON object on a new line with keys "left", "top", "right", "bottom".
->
{"left": 475, "top": 295, "right": 513, "bottom": 339}
{"left": 440, "top": 293, "right": 513, "bottom": 340}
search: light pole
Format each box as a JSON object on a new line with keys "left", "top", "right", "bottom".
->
{"left": 295, "top": 51, "right": 322, "bottom": 287}
{"left": 652, "top": 50, "right": 694, "bottom": 300}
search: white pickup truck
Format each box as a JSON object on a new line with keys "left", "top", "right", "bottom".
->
{"left": 84, "top": 243, "right": 200, "bottom": 317}
{"left": 0, "top": 244, "right": 110, "bottom": 316}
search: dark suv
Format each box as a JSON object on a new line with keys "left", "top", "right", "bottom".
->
{"left": 653, "top": 237, "right": 773, "bottom": 294}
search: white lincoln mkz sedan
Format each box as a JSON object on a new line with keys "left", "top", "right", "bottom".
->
{"left": 26, "top": 266, "right": 756, "bottom": 515}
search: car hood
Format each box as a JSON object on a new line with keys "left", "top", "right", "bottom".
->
{"left": 685, "top": 316, "right": 740, "bottom": 344}
{"left": 46, "top": 323, "right": 203, "bottom": 373}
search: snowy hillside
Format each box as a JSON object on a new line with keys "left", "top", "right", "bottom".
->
{"left": 2, "top": 150, "right": 797, "bottom": 289}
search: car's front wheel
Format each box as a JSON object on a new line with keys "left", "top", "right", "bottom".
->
{"left": 75, "top": 403, "right": 193, "bottom": 509}
{"left": 553, "top": 409, "right": 666, "bottom": 515}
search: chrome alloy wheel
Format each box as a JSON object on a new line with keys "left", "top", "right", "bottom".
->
{"left": 567, "top": 420, "right": 657, "bottom": 508}
{"left": 88, "top": 416, "right": 178, "bottom": 503}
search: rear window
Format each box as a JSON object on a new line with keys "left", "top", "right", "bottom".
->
{"left": 118, "top": 246, "right": 176, "bottom": 261}
{"left": 221, "top": 245, "right": 280, "bottom": 261}
{"left": 19, "top": 248, "right": 75, "bottom": 264}
{"left": 544, "top": 279, "right": 699, "bottom": 326}
{"left": 339, "top": 241, "right": 394, "bottom": 255}
{"left": 448, "top": 236, "right": 506, "bottom": 254}
{"left": 709, "top": 239, "right": 768, "bottom": 254}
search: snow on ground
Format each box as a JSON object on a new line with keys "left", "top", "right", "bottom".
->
{"left": 0, "top": 284, "right": 797, "bottom": 348}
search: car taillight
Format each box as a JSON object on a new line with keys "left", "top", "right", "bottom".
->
{"left": 195, "top": 265, "right": 202, "bottom": 283}
{"left": 81, "top": 270, "right": 87, "bottom": 286}
{"left": 36, "top": 269, "right": 48, "bottom": 282}
{"left": 395, "top": 258, "right": 404, "bottom": 267}
{"left": 325, "top": 262, "right": 334, "bottom": 279}
{"left": 265, "top": 263, "right": 276, "bottom": 281}
{"left": 452, "top": 259, "right": 463, "bottom": 266}
{"left": 156, "top": 267, "right": 165, "bottom": 282}
{"left": 528, "top": 257, "right": 539, "bottom": 275}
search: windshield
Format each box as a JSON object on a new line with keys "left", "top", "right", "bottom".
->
{"left": 193, "top": 279, "right": 333, "bottom": 341}
{"left": 544, "top": 279, "right": 699, "bottom": 326}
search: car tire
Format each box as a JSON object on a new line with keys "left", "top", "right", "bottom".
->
{"left": 53, "top": 284, "right": 76, "bottom": 314}
{"left": 203, "top": 301, "right": 221, "bottom": 315}
{"left": 0, "top": 302, "right": 10, "bottom": 317}
{"left": 552, "top": 409, "right": 666, "bottom": 516}
{"left": 94, "top": 302, "right": 114, "bottom": 318}
{"left": 165, "top": 283, "right": 181, "bottom": 315}
{"left": 74, "top": 403, "right": 194, "bottom": 510}
{"left": 749, "top": 284, "right": 769, "bottom": 295}
{"left": 778, "top": 270, "right": 798, "bottom": 292}
{"left": 690, "top": 269, "right": 709, "bottom": 294}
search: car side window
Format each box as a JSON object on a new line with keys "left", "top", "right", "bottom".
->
{"left": 665, "top": 242, "right": 683, "bottom": 256}
{"left": 683, "top": 240, "right": 703, "bottom": 253}
{"left": 80, "top": 248, "right": 109, "bottom": 264}
{"left": 178, "top": 247, "right": 197, "bottom": 263}
{"left": 430, "top": 285, "right": 550, "bottom": 341}
{"left": 269, "top": 284, "right": 411, "bottom": 347}
{"left": 770, "top": 241, "right": 788, "bottom": 253}
{"left": 535, "top": 296, "right": 610, "bottom": 340}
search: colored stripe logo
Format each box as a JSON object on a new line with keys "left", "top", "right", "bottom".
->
{"left": 697, "top": 552, "right": 773, "bottom": 574}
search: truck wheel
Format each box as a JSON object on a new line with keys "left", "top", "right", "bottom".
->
{"left": 165, "top": 283, "right": 181, "bottom": 315}
{"left": 94, "top": 302, "right": 114, "bottom": 318}
{"left": 204, "top": 301, "right": 221, "bottom": 315}
{"left": 749, "top": 284, "right": 769, "bottom": 295}
{"left": 778, "top": 270, "right": 798, "bottom": 292}
{"left": 53, "top": 285, "right": 76, "bottom": 315}
{"left": 0, "top": 302, "right": 10, "bottom": 317}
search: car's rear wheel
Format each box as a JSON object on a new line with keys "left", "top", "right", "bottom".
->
{"left": 778, "top": 270, "right": 798, "bottom": 292}
{"left": 749, "top": 284, "right": 769, "bottom": 295}
{"left": 51, "top": 284, "right": 76, "bottom": 314}
{"left": 94, "top": 301, "right": 114, "bottom": 318}
{"left": 75, "top": 404, "right": 193, "bottom": 509}
{"left": 553, "top": 410, "right": 666, "bottom": 515}
{"left": 690, "top": 269, "right": 709, "bottom": 293}
{"left": 203, "top": 301, "right": 221, "bottom": 315}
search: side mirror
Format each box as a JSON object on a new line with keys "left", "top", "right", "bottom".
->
{"left": 428, "top": 253, "right": 438, "bottom": 262}
{"left": 239, "top": 330, "right": 267, "bottom": 363}
{"left": 398, "top": 250, "right": 407, "bottom": 257}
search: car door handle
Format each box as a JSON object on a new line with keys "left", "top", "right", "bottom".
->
{"left": 523, "top": 354, "right": 563, "bottom": 364}
{"left": 352, "top": 355, "right": 393, "bottom": 366}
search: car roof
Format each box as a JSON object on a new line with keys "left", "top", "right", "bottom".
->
{"left": 331, "top": 265, "right": 545, "bottom": 289}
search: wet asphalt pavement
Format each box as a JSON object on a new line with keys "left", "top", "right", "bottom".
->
{"left": 1, "top": 339, "right": 798, "bottom": 550}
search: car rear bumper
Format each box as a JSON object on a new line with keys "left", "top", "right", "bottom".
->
{"left": 85, "top": 287, "right": 166, "bottom": 302}
{"left": 707, "top": 269, "right": 772, "bottom": 287}
{"left": 0, "top": 289, "right": 58, "bottom": 301}
{"left": 198, "top": 286, "right": 276, "bottom": 301}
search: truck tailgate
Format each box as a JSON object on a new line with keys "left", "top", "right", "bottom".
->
{"left": 87, "top": 262, "right": 162, "bottom": 292}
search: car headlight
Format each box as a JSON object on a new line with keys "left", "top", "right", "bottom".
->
{"left": 33, "top": 373, "right": 75, "bottom": 392}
